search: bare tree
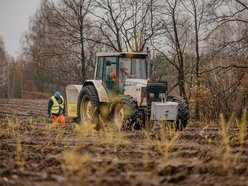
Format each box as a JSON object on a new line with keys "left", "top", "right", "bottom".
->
{"left": 22, "top": 2, "right": 52, "bottom": 92}
{"left": 0, "top": 36, "right": 9, "bottom": 98}
{"left": 17, "top": 0, "right": 248, "bottom": 118}
{"left": 22, "top": 0, "right": 97, "bottom": 94}
{"left": 196, "top": 0, "right": 248, "bottom": 118}
{"left": 90, "top": 0, "right": 157, "bottom": 52}
{"left": 121, "top": 0, "right": 157, "bottom": 52}
{"left": 210, "top": 0, "right": 248, "bottom": 57}
{"left": 43, "top": 0, "right": 95, "bottom": 83}
{"left": 152, "top": 0, "right": 190, "bottom": 99}
{"left": 180, "top": 0, "right": 216, "bottom": 119}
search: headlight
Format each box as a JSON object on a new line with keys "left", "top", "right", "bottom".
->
{"left": 149, "top": 93, "right": 155, "bottom": 98}
{"left": 159, "top": 93, "right": 166, "bottom": 99}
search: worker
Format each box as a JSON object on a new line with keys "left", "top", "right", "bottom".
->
{"left": 108, "top": 63, "right": 131, "bottom": 81}
{"left": 108, "top": 62, "right": 132, "bottom": 93}
{"left": 48, "top": 91, "right": 66, "bottom": 128}
{"left": 106, "top": 69, "right": 115, "bottom": 91}
{"left": 109, "top": 70, "right": 117, "bottom": 81}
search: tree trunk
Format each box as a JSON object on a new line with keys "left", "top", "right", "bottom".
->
{"left": 172, "top": 8, "right": 187, "bottom": 100}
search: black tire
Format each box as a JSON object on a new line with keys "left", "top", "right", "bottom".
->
{"left": 112, "top": 95, "right": 138, "bottom": 130}
{"left": 168, "top": 96, "right": 189, "bottom": 130}
{"left": 77, "top": 85, "right": 100, "bottom": 129}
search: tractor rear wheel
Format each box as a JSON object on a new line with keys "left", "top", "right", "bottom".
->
{"left": 77, "top": 85, "right": 100, "bottom": 129}
{"left": 168, "top": 96, "right": 189, "bottom": 130}
{"left": 113, "top": 96, "right": 138, "bottom": 130}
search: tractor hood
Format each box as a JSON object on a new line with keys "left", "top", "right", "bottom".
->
{"left": 125, "top": 79, "right": 148, "bottom": 87}
{"left": 124, "top": 79, "right": 148, "bottom": 106}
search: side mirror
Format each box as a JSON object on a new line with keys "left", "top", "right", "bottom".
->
{"left": 106, "top": 61, "right": 111, "bottom": 66}
{"left": 106, "top": 60, "right": 116, "bottom": 66}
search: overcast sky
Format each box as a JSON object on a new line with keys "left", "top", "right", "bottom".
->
{"left": 0, "top": 0, "right": 40, "bottom": 58}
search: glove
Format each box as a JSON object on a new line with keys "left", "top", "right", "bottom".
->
{"left": 63, "top": 113, "right": 66, "bottom": 116}
{"left": 48, "top": 114, "right": 51, "bottom": 118}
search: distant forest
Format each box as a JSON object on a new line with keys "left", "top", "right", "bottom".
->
{"left": 0, "top": 0, "right": 247, "bottom": 119}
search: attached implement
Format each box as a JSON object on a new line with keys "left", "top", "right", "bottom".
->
{"left": 66, "top": 52, "right": 189, "bottom": 130}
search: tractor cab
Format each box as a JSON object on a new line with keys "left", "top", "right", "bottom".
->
{"left": 95, "top": 52, "right": 148, "bottom": 94}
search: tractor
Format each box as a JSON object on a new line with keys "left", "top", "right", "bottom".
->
{"left": 66, "top": 52, "right": 189, "bottom": 130}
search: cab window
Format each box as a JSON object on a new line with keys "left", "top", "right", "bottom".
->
{"left": 96, "top": 57, "right": 104, "bottom": 80}
{"left": 103, "top": 57, "right": 117, "bottom": 91}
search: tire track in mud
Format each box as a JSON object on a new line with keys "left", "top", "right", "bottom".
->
{"left": 0, "top": 99, "right": 248, "bottom": 186}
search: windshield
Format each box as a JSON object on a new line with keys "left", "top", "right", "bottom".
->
{"left": 119, "top": 57, "right": 147, "bottom": 79}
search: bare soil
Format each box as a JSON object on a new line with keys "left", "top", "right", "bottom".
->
{"left": 0, "top": 99, "right": 248, "bottom": 186}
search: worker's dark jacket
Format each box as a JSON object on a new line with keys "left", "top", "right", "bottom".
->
{"left": 48, "top": 96, "right": 66, "bottom": 116}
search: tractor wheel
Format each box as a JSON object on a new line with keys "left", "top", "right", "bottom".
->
{"left": 168, "top": 96, "right": 189, "bottom": 130}
{"left": 77, "top": 85, "right": 100, "bottom": 129}
{"left": 113, "top": 96, "right": 138, "bottom": 130}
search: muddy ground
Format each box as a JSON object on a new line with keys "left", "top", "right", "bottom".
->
{"left": 0, "top": 99, "right": 248, "bottom": 186}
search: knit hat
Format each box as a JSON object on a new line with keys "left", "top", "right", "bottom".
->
{"left": 54, "top": 91, "right": 61, "bottom": 98}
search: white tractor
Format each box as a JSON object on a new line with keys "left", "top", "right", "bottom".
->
{"left": 66, "top": 52, "right": 189, "bottom": 130}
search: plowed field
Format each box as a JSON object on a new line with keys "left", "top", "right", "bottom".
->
{"left": 0, "top": 99, "right": 248, "bottom": 186}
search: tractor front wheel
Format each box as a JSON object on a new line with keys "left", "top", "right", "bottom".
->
{"left": 113, "top": 96, "right": 138, "bottom": 130}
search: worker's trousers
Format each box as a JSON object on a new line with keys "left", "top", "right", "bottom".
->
{"left": 52, "top": 114, "right": 65, "bottom": 127}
